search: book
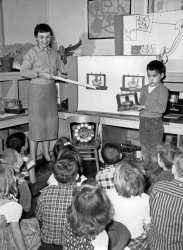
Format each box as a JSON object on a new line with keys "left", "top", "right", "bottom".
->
{"left": 164, "top": 113, "right": 182, "bottom": 119}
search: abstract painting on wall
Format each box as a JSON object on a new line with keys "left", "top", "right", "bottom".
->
{"left": 88, "top": 0, "right": 131, "bottom": 39}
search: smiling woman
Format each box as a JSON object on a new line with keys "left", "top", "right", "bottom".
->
{"left": 20, "top": 23, "right": 67, "bottom": 184}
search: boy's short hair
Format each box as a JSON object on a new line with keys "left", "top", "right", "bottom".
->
{"left": 114, "top": 160, "right": 144, "bottom": 198}
{"left": 147, "top": 60, "right": 166, "bottom": 81}
{"left": 101, "top": 143, "right": 121, "bottom": 165}
{"left": 157, "top": 142, "right": 178, "bottom": 169}
{"left": 52, "top": 153, "right": 78, "bottom": 184}
{"left": 6, "top": 132, "right": 27, "bottom": 153}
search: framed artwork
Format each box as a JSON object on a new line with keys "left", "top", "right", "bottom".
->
{"left": 87, "top": 73, "right": 107, "bottom": 90}
{"left": 87, "top": 0, "right": 131, "bottom": 39}
{"left": 116, "top": 92, "right": 138, "bottom": 111}
{"left": 148, "top": 0, "right": 183, "bottom": 13}
{"left": 121, "top": 75, "right": 145, "bottom": 91}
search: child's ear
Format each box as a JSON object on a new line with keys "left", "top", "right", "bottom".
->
{"left": 20, "top": 146, "right": 25, "bottom": 154}
{"left": 160, "top": 73, "right": 165, "bottom": 79}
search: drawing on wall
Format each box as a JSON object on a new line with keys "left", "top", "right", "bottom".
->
{"left": 123, "top": 10, "right": 183, "bottom": 62}
{"left": 87, "top": 0, "right": 130, "bottom": 39}
{"left": 148, "top": 0, "right": 183, "bottom": 13}
{"left": 121, "top": 75, "right": 145, "bottom": 91}
{"left": 87, "top": 73, "right": 107, "bottom": 90}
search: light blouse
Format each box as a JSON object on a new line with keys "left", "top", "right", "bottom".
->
{"left": 0, "top": 201, "right": 22, "bottom": 223}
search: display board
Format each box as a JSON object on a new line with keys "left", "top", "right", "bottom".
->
{"left": 123, "top": 10, "right": 183, "bottom": 63}
{"left": 77, "top": 56, "right": 156, "bottom": 113}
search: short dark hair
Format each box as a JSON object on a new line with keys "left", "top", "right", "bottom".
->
{"left": 34, "top": 23, "right": 53, "bottom": 37}
{"left": 52, "top": 153, "right": 79, "bottom": 184}
{"left": 157, "top": 142, "right": 178, "bottom": 169}
{"left": 6, "top": 132, "right": 27, "bottom": 153}
{"left": 114, "top": 160, "right": 144, "bottom": 198}
{"left": 67, "top": 183, "right": 113, "bottom": 237}
{"left": 101, "top": 143, "right": 121, "bottom": 165}
{"left": 147, "top": 60, "right": 166, "bottom": 82}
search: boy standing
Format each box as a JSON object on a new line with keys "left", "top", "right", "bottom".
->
{"left": 138, "top": 60, "right": 169, "bottom": 173}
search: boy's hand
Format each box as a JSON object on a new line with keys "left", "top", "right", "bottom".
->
{"left": 135, "top": 105, "right": 145, "bottom": 111}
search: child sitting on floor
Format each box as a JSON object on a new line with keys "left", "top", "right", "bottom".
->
{"left": 0, "top": 163, "right": 27, "bottom": 250}
{"left": 148, "top": 147, "right": 183, "bottom": 249}
{"left": 147, "top": 142, "right": 178, "bottom": 194}
{"left": 6, "top": 131, "right": 36, "bottom": 184}
{"left": 107, "top": 160, "right": 150, "bottom": 250}
{"left": 48, "top": 136, "right": 86, "bottom": 186}
{"left": 0, "top": 148, "right": 32, "bottom": 213}
{"left": 62, "top": 180, "right": 114, "bottom": 250}
{"left": 96, "top": 143, "right": 122, "bottom": 190}
{"left": 36, "top": 151, "right": 80, "bottom": 248}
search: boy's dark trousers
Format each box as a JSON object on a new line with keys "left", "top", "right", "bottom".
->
{"left": 139, "top": 116, "right": 163, "bottom": 173}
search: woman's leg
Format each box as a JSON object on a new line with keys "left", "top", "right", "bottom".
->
{"left": 42, "top": 140, "right": 51, "bottom": 162}
{"left": 29, "top": 140, "right": 38, "bottom": 184}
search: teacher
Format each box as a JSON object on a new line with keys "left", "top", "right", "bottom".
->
{"left": 20, "top": 23, "right": 66, "bottom": 183}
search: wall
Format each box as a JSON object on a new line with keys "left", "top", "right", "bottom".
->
{"left": 2, "top": 0, "right": 115, "bottom": 55}
{"left": 2, "top": 0, "right": 48, "bottom": 44}
{"left": 48, "top": 0, "right": 115, "bottom": 56}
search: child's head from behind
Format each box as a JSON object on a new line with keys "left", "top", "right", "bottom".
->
{"left": 147, "top": 60, "right": 166, "bottom": 84}
{"left": 0, "top": 163, "right": 17, "bottom": 198}
{"left": 52, "top": 136, "right": 70, "bottom": 162}
{"left": 52, "top": 152, "right": 79, "bottom": 184}
{"left": 52, "top": 136, "right": 83, "bottom": 178}
{"left": 114, "top": 160, "right": 144, "bottom": 198}
{"left": 172, "top": 147, "right": 183, "bottom": 178}
{"left": 67, "top": 181, "right": 113, "bottom": 237}
{"left": 0, "top": 148, "right": 23, "bottom": 173}
{"left": 157, "top": 142, "right": 178, "bottom": 170}
{"left": 101, "top": 143, "right": 121, "bottom": 165}
{"left": 6, "top": 132, "right": 29, "bottom": 155}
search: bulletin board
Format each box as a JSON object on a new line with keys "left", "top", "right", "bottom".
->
{"left": 77, "top": 56, "right": 156, "bottom": 114}
{"left": 123, "top": 10, "right": 183, "bottom": 63}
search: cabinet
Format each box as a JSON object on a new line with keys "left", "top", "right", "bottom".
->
{"left": 0, "top": 71, "right": 29, "bottom": 103}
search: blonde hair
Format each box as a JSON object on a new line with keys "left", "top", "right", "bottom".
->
{"left": 0, "top": 148, "right": 19, "bottom": 171}
{"left": 173, "top": 147, "right": 183, "bottom": 178}
{"left": 114, "top": 160, "right": 144, "bottom": 198}
{"left": 0, "top": 163, "right": 17, "bottom": 198}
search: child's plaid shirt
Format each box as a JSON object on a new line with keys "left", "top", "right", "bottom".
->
{"left": 96, "top": 164, "right": 117, "bottom": 190}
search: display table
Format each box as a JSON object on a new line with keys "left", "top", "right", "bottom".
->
{"left": 0, "top": 110, "right": 183, "bottom": 147}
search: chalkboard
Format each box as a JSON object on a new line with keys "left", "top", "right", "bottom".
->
{"left": 123, "top": 10, "right": 183, "bottom": 63}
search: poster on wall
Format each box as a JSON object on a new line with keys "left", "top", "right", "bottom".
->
{"left": 122, "top": 10, "right": 183, "bottom": 65}
{"left": 148, "top": 0, "right": 183, "bottom": 13}
{"left": 87, "top": 0, "right": 131, "bottom": 39}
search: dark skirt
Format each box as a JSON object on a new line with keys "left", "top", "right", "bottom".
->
{"left": 28, "top": 83, "right": 58, "bottom": 141}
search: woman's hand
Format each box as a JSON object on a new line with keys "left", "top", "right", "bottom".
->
{"left": 39, "top": 72, "right": 53, "bottom": 80}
